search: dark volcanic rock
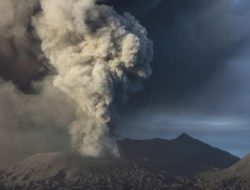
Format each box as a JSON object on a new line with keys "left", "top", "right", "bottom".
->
{"left": 0, "top": 135, "right": 242, "bottom": 190}
{"left": 0, "top": 152, "right": 198, "bottom": 190}
{"left": 118, "top": 133, "right": 239, "bottom": 176}
{"left": 198, "top": 154, "right": 250, "bottom": 190}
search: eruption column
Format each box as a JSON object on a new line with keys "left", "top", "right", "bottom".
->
{"left": 33, "top": 0, "right": 153, "bottom": 157}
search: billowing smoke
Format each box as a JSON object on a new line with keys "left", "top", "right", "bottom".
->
{"left": 0, "top": 0, "right": 153, "bottom": 159}
{"left": 33, "top": 0, "right": 153, "bottom": 157}
{"left": 0, "top": 79, "right": 77, "bottom": 168}
{"left": 0, "top": 0, "right": 38, "bottom": 48}
{"left": 0, "top": 0, "right": 50, "bottom": 93}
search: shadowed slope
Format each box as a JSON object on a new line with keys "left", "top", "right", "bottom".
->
{"left": 198, "top": 154, "right": 250, "bottom": 190}
{"left": 118, "top": 133, "right": 239, "bottom": 176}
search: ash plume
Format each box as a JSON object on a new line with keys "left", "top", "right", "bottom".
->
{"left": 0, "top": 79, "right": 76, "bottom": 168}
{"left": 0, "top": 0, "right": 47, "bottom": 92}
{"left": 29, "top": 0, "right": 152, "bottom": 156}
{"left": 0, "top": 0, "right": 153, "bottom": 159}
{"left": 33, "top": 0, "right": 153, "bottom": 157}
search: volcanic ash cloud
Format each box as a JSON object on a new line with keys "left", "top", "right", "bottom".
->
{"left": 33, "top": 0, "right": 153, "bottom": 157}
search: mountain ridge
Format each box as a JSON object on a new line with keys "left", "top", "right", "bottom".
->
{"left": 117, "top": 133, "right": 239, "bottom": 176}
{"left": 0, "top": 133, "right": 242, "bottom": 190}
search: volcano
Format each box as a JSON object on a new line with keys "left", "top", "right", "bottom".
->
{"left": 0, "top": 134, "right": 241, "bottom": 190}
{"left": 0, "top": 152, "right": 196, "bottom": 190}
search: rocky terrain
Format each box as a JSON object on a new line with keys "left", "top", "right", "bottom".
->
{"left": 197, "top": 154, "right": 250, "bottom": 190}
{"left": 0, "top": 134, "right": 247, "bottom": 190}
{"left": 0, "top": 152, "right": 198, "bottom": 190}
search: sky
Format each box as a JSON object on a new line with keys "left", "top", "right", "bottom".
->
{"left": 0, "top": 0, "right": 250, "bottom": 167}
{"left": 111, "top": 0, "right": 250, "bottom": 157}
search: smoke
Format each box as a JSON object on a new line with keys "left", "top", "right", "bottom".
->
{"left": 0, "top": 79, "right": 76, "bottom": 168}
{"left": 0, "top": 0, "right": 38, "bottom": 46}
{"left": 0, "top": 0, "right": 153, "bottom": 159}
{"left": 33, "top": 0, "right": 153, "bottom": 157}
{"left": 0, "top": 0, "right": 47, "bottom": 92}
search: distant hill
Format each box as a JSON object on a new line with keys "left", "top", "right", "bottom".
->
{"left": 198, "top": 154, "right": 250, "bottom": 190}
{"left": 118, "top": 133, "right": 239, "bottom": 176}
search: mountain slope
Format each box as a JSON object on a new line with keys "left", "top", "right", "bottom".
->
{"left": 0, "top": 134, "right": 242, "bottom": 190}
{"left": 0, "top": 152, "right": 198, "bottom": 190}
{"left": 118, "top": 133, "right": 239, "bottom": 176}
{"left": 198, "top": 154, "right": 250, "bottom": 190}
